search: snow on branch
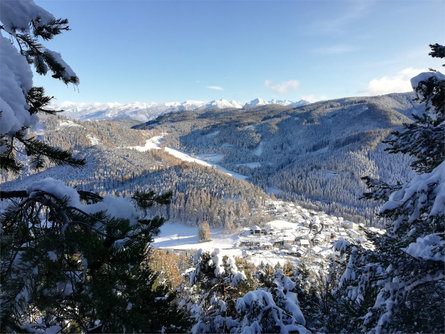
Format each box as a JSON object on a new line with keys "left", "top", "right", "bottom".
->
{"left": 381, "top": 160, "right": 445, "bottom": 219}
{"left": 0, "top": 0, "right": 54, "bottom": 35}
{"left": 27, "top": 177, "right": 139, "bottom": 224}
{"left": 0, "top": 32, "right": 35, "bottom": 135}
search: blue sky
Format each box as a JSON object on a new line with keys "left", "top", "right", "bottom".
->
{"left": 34, "top": 0, "right": 445, "bottom": 103}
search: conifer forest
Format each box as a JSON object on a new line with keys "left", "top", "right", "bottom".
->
{"left": 0, "top": 1, "right": 444, "bottom": 333}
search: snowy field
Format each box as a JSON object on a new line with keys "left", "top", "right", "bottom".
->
{"left": 153, "top": 200, "right": 377, "bottom": 269}
{"left": 152, "top": 222, "right": 297, "bottom": 267}
{"left": 152, "top": 223, "right": 239, "bottom": 252}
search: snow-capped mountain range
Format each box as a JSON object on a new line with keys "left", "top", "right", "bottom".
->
{"left": 51, "top": 98, "right": 308, "bottom": 122}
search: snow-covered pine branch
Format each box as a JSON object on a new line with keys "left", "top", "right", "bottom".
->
{"left": 0, "top": 0, "right": 82, "bottom": 173}
{"left": 330, "top": 44, "right": 445, "bottom": 333}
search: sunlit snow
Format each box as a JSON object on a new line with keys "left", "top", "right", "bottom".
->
{"left": 86, "top": 134, "right": 99, "bottom": 146}
{"left": 126, "top": 135, "right": 164, "bottom": 152}
{"left": 165, "top": 147, "right": 248, "bottom": 181}
{"left": 59, "top": 120, "right": 84, "bottom": 128}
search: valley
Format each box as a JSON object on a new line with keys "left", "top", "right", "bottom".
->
{"left": 1, "top": 92, "right": 419, "bottom": 231}
{"left": 1, "top": 85, "right": 442, "bottom": 334}
{"left": 0, "top": 92, "right": 420, "bottom": 270}
{"left": 2, "top": 2, "right": 443, "bottom": 331}
{"left": 153, "top": 198, "right": 383, "bottom": 273}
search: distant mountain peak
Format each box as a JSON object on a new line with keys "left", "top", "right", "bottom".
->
{"left": 243, "top": 97, "right": 267, "bottom": 108}
{"left": 50, "top": 98, "right": 310, "bottom": 122}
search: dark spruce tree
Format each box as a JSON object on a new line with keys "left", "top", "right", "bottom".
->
{"left": 1, "top": 186, "right": 189, "bottom": 332}
{"left": 0, "top": 1, "right": 188, "bottom": 332}
{"left": 0, "top": 2, "right": 84, "bottom": 174}
{"left": 327, "top": 44, "right": 445, "bottom": 333}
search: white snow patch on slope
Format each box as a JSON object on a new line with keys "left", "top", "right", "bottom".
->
{"left": 266, "top": 220, "right": 299, "bottom": 230}
{"left": 86, "top": 134, "right": 99, "bottom": 146}
{"left": 197, "top": 153, "right": 224, "bottom": 163}
{"left": 126, "top": 135, "right": 164, "bottom": 152}
{"left": 165, "top": 147, "right": 211, "bottom": 166}
{"left": 213, "top": 165, "right": 248, "bottom": 181}
{"left": 267, "top": 186, "right": 281, "bottom": 195}
{"left": 205, "top": 130, "right": 219, "bottom": 138}
{"left": 122, "top": 133, "right": 246, "bottom": 181}
{"left": 59, "top": 120, "right": 84, "bottom": 128}
{"left": 165, "top": 148, "right": 247, "bottom": 181}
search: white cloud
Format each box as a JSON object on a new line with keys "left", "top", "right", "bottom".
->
{"left": 207, "top": 85, "right": 223, "bottom": 91}
{"left": 265, "top": 80, "right": 300, "bottom": 95}
{"left": 365, "top": 67, "right": 425, "bottom": 96}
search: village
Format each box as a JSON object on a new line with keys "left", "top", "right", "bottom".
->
{"left": 153, "top": 199, "right": 384, "bottom": 272}
{"left": 235, "top": 200, "right": 384, "bottom": 270}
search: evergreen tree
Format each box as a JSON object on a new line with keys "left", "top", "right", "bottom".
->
{"left": 182, "top": 250, "right": 310, "bottom": 333}
{"left": 198, "top": 220, "right": 211, "bottom": 242}
{"left": 330, "top": 44, "right": 445, "bottom": 333}
{"left": 182, "top": 250, "right": 253, "bottom": 333}
{"left": 0, "top": 0, "right": 84, "bottom": 173}
{"left": 0, "top": 1, "right": 188, "bottom": 332}
{"left": 0, "top": 181, "right": 189, "bottom": 332}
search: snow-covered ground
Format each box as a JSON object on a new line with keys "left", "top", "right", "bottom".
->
{"left": 153, "top": 200, "right": 381, "bottom": 269}
{"left": 197, "top": 153, "right": 224, "bottom": 163}
{"left": 165, "top": 147, "right": 248, "bottom": 181}
{"left": 59, "top": 120, "right": 84, "bottom": 128}
{"left": 126, "top": 134, "right": 165, "bottom": 152}
{"left": 152, "top": 222, "right": 293, "bottom": 267}
{"left": 86, "top": 134, "right": 99, "bottom": 146}
{"left": 253, "top": 142, "right": 263, "bottom": 157}
{"left": 152, "top": 223, "right": 242, "bottom": 257}
{"left": 125, "top": 134, "right": 248, "bottom": 181}
{"left": 164, "top": 148, "right": 212, "bottom": 167}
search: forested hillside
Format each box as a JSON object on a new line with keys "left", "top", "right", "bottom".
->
{"left": 2, "top": 0, "right": 443, "bottom": 332}
{"left": 1, "top": 93, "right": 421, "bottom": 227}
{"left": 0, "top": 113, "right": 268, "bottom": 229}
{"left": 136, "top": 92, "right": 420, "bottom": 224}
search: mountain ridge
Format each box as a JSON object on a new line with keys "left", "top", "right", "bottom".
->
{"left": 1, "top": 92, "right": 421, "bottom": 227}
{"left": 50, "top": 98, "right": 309, "bottom": 122}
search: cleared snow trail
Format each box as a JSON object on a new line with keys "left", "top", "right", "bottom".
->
{"left": 165, "top": 147, "right": 248, "bottom": 181}
{"left": 126, "top": 135, "right": 164, "bottom": 152}
{"left": 126, "top": 134, "right": 248, "bottom": 180}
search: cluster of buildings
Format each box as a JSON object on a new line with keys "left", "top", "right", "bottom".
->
{"left": 236, "top": 200, "right": 383, "bottom": 270}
